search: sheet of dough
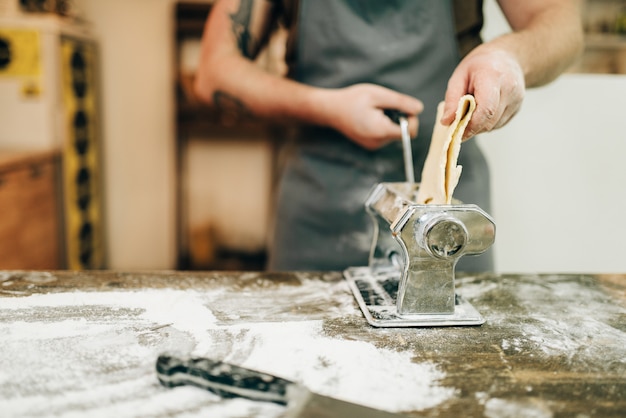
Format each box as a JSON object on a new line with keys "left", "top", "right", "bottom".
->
{"left": 416, "top": 94, "right": 477, "bottom": 205}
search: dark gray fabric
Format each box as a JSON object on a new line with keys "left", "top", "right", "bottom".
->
{"left": 274, "top": 0, "right": 485, "bottom": 79}
{"left": 268, "top": 0, "right": 492, "bottom": 272}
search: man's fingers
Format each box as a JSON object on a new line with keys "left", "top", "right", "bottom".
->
{"left": 407, "top": 114, "right": 419, "bottom": 138}
{"left": 442, "top": 70, "right": 470, "bottom": 125}
{"left": 442, "top": 92, "right": 464, "bottom": 125}
{"left": 372, "top": 85, "right": 424, "bottom": 116}
{"left": 493, "top": 103, "right": 520, "bottom": 130}
{"left": 465, "top": 80, "right": 502, "bottom": 137}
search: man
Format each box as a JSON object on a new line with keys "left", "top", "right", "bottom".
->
{"left": 195, "top": 0, "right": 583, "bottom": 271}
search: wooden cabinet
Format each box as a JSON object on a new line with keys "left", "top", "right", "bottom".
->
{"left": 0, "top": 150, "right": 62, "bottom": 269}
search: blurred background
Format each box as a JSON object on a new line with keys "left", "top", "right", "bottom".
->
{"left": 0, "top": 0, "right": 625, "bottom": 273}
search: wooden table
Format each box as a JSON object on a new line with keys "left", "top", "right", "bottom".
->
{"left": 0, "top": 271, "right": 624, "bottom": 417}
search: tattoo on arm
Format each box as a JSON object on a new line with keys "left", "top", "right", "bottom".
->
{"left": 213, "top": 90, "right": 253, "bottom": 118}
{"left": 230, "top": 0, "right": 258, "bottom": 58}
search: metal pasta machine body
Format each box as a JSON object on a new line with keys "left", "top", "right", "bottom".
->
{"left": 344, "top": 182, "right": 495, "bottom": 327}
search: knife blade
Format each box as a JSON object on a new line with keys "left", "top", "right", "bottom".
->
{"left": 156, "top": 354, "right": 406, "bottom": 418}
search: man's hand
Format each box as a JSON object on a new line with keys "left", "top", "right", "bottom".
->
{"left": 442, "top": 47, "right": 525, "bottom": 141}
{"left": 320, "top": 84, "right": 424, "bottom": 150}
{"left": 441, "top": 0, "right": 583, "bottom": 141}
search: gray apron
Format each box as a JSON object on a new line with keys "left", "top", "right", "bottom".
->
{"left": 268, "top": 0, "right": 492, "bottom": 272}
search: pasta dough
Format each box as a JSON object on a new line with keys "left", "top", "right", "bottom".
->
{"left": 416, "top": 94, "right": 476, "bottom": 205}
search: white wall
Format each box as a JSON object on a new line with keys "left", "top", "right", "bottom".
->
{"left": 77, "top": 0, "right": 177, "bottom": 269}
{"left": 481, "top": 1, "right": 626, "bottom": 273}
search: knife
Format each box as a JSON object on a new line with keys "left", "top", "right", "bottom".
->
{"left": 384, "top": 109, "right": 415, "bottom": 183}
{"left": 156, "top": 354, "right": 407, "bottom": 418}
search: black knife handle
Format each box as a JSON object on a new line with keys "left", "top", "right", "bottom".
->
{"left": 156, "top": 354, "right": 292, "bottom": 405}
{"left": 383, "top": 109, "right": 407, "bottom": 125}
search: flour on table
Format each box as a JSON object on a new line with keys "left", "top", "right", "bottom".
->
{"left": 458, "top": 274, "right": 626, "bottom": 370}
{"left": 0, "top": 283, "right": 454, "bottom": 417}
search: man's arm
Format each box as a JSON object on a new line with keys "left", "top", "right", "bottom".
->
{"left": 194, "top": 0, "right": 423, "bottom": 150}
{"left": 442, "top": 0, "right": 584, "bottom": 139}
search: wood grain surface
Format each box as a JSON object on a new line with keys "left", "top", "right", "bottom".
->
{"left": 0, "top": 271, "right": 624, "bottom": 417}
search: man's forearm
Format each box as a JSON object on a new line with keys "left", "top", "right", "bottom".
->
{"left": 493, "top": 0, "right": 584, "bottom": 88}
{"left": 194, "top": 0, "right": 333, "bottom": 127}
{"left": 197, "top": 54, "right": 328, "bottom": 124}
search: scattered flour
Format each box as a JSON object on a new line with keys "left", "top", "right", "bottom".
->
{"left": 476, "top": 276, "right": 626, "bottom": 369}
{"left": 484, "top": 398, "right": 553, "bottom": 418}
{"left": 0, "top": 287, "right": 454, "bottom": 417}
{"left": 217, "top": 320, "right": 454, "bottom": 412}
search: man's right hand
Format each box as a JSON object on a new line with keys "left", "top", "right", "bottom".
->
{"left": 318, "top": 84, "right": 423, "bottom": 150}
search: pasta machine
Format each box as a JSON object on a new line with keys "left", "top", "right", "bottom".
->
{"left": 344, "top": 182, "right": 495, "bottom": 327}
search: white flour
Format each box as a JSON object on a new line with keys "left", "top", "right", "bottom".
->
{"left": 0, "top": 286, "right": 454, "bottom": 417}
{"left": 484, "top": 398, "right": 553, "bottom": 418}
{"left": 466, "top": 275, "right": 626, "bottom": 369}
